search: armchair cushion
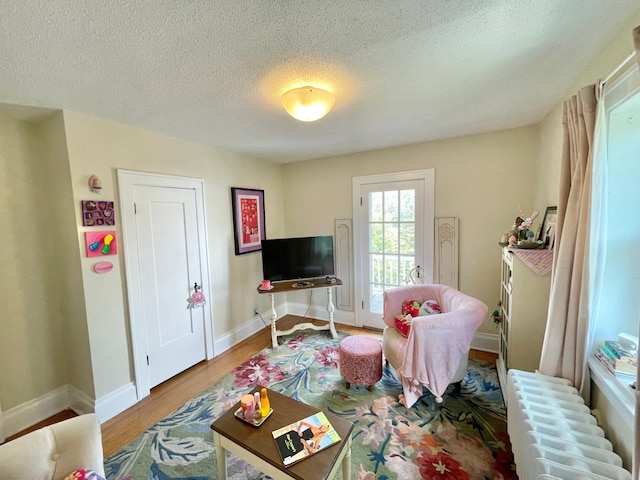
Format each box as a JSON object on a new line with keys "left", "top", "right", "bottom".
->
{"left": 0, "top": 414, "right": 104, "bottom": 480}
{"left": 383, "top": 284, "right": 487, "bottom": 408}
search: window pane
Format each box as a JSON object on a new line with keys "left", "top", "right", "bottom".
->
{"left": 370, "top": 223, "right": 383, "bottom": 253}
{"left": 369, "top": 284, "right": 384, "bottom": 314}
{"left": 370, "top": 192, "right": 383, "bottom": 222}
{"left": 384, "top": 223, "right": 399, "bottom": 254}
{"left": 384, "top": 255, "right": 398, "bottom": 285}
{"left": 400, "top": 189, "right": 415, "bottom": 221}
{"left": 400, "top": 256, "right": 415, "bottom": 284}
{"left": 384, "top": 191, "right": 398, "bottom": 222}
{"left": 370, "top": 254, "right": 383, "bottom": 283}
{"left": 399, "top": 223, "right": 415, "bottom": 254}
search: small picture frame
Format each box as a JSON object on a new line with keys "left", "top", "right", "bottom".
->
{"left": 231, "top": 187, "right": 266, "bottom": 255}
{"left": 538, "top": 206, "right": 558, "bottom": 249}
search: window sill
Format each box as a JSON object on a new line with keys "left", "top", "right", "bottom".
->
{"left": 588, "top": 356, "right": 635, "bottom": 421}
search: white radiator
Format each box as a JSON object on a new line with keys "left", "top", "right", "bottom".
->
{"left": 506, "top": 369, "right": 631, "bottom": 479}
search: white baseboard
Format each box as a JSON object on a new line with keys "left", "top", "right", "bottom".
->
{"left": 94, "top": 382, "right": 137, "bottom": 423}
{"left": 471, "top": 331, "right": 499, "bottom": 354}
{"left": 213, "top": 305, "right": 287, "bottom": 355}
{"left": 1, "top": 386, "right": 71, "bottom": 439}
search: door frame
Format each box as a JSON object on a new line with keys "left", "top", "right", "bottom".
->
{"left": 352, "top": 169, "right": 435, "bottom": 327}
{"left": 117, "top": 169, "right": 215, "bottom": 400}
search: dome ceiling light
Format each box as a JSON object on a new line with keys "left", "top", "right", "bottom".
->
{"left": 280, "top": 86, "right": 335, "bottom": 122}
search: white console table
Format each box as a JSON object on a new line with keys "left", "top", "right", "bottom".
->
{"left": 257, "top": 278, "right": 342, "bottom": 348}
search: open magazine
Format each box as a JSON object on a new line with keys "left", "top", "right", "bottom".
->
{"left": 272, "top": 411, "right": 341, "bottom": 466}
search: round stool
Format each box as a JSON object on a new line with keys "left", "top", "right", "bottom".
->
{"left": 339, "top": 335, "right": 383, "bottom": 391}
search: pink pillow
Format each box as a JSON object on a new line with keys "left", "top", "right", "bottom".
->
{"left": 64, "top": 469, "right": 105, "bottom": 480}
{"left": 419, "top": 299, "right": 441, "bottom": 316}
{"left": 394, "top": 314, "right": 412, "bottom": 337}
{"left": 401, "top": 299, "right": 421, "bottom": 317}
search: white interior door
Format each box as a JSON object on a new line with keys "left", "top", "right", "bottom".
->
{"left": 353, "top": 170, "right": 435, "bottom": 329}
{"left": 118, "top": 171, "right": 213, "bottom": 399}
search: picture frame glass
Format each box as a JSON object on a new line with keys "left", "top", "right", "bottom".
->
{"left": 231, "top": 187, "right": 266, "bottom": 255}
{"left": 538, "top": 206, "right": 558, "bottom": 249}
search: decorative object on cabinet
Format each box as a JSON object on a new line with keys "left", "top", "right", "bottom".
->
{"left": 81, "top": 200, "right": 115, "bottom": 226}
{"left": 496, "top": 247, "right": 551, "bottom": 402}
{"left": 85, "top": 231, "right": 117, "bottom": 257}
{"left": 538, "top": 206, "right": 558, "bottom": 249}
{"left": 231, "top": 187, "right": 265, "bottom": 255}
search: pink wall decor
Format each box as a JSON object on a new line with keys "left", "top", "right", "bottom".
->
{"left": 81, "top": 200, "right": 115, "bottom": 226}
{"left": 93, "top": 261, "right": 114, "bottom": 274}
{"left": 85, "top": 231, "right": 117, "bottom": 257}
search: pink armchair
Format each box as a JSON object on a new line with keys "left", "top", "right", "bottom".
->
{"left": 382, "top": 284, "right": 487, "bottom": 407}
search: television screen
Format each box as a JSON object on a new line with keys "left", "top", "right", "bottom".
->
{"left": 261, "top": 236, "right": 334, "bottom": 282}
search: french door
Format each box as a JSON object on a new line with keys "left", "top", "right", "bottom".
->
{"left": 353, "top": 170, "right": 435, "bottom": 329}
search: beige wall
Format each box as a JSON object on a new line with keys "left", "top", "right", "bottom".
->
{"left": 282, "top": 126, "right": 539, "bottom": 335}
{"left": 61, "top": 111, "right": 285, "bottom": 399}
{"left": 0, "top": 116, "right": 70, "bottom": 408}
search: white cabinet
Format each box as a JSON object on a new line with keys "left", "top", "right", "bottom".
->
{"left": 497, "top": 248, "right": 551, "bottom": 402}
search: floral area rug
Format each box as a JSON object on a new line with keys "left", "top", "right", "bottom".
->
{"left": 105, "top": 332, "right": 517, "bottom": 480}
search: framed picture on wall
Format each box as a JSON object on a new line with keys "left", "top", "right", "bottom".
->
{"left": 538, "top": 206, "right": 558, "bottom": 249}
{"left": 231, "top": 187, "right": 266, "bottom": 255}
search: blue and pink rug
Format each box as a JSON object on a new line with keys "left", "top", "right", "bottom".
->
{"left": 105, "top": 332, "right": 517, "bottom": 479}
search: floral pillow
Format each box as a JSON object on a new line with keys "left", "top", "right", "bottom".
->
{"left": 419, "top": 299, "right": 442, "bottom": 316}
{"left": 401, "top": 299, "right": 421, "bottom": 317}
{"left": 394, "top": 314, "right": 412, "bottom": 337}
{"left": 64, "top": 469, "right": 106, "bottom": 480}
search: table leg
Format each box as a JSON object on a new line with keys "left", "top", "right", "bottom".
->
{"left": 341, "top": 436, "right": 352, "bottom": 480}
{"left": 269, "top": 292, "right": 278, "bottom": 348}
{"left": 326, "top": 287, "right": 337, "bottom": 339}
{"left": 213, "top": 432, "right": 227, "bottom": 480}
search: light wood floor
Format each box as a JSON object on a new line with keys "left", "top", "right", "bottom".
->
{"left": 6, "top": 315, "right": 497, "bottom": 457}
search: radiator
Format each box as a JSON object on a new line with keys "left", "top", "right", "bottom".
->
{"left": 506, "top": 369, "right": 631, "bottom": 479}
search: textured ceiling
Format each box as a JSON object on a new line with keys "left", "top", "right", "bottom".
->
{"left": 1, "top": 1, "right": 638, "bottom": 163}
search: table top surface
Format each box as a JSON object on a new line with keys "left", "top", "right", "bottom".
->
{"left": 211, "top": 387, "right": 354, "bottom": 480}
{"left": 257, "top": 277, "right": 342, "bottom": 294}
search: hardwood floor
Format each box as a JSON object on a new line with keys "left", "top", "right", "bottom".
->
{"left": 4, "top": 315, "right": 497, "bottom": 458}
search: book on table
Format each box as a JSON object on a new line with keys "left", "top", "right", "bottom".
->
{"left": 272, "top": 411, "right": 341, "bottom": 466}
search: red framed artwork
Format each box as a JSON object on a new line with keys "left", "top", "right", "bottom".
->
{"left": 231, "top": 187, "right": 266, "bottom": 255}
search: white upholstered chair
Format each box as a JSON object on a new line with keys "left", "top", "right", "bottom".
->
{"left": 382, "top": 284, "right": 487, "bottom": 407}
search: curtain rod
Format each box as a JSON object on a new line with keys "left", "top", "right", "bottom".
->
{"left": 602, "top": 52, "right": 636, "bottom": 85}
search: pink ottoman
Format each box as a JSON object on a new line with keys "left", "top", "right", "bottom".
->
{"left": 339, "top": 335, "right": 383, "bottom": 391}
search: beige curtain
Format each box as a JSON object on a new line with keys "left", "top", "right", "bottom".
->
{"left": 538, "top": 85, "right": 597, "bottom": 393}
{"left": 634, "top": 24, "right": 640, "bottom": 480}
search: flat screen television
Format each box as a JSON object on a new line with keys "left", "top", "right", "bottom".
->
{"left": 261, "top": 235, "right": 334, "bottom": 282}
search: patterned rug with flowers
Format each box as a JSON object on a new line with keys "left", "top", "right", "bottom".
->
{"left": 104, "top": 332, "right": 517, "bottom": 480}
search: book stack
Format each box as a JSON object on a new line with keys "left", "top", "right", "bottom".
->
{"left": 594, "top": 340, "right": 638, "bottom": 381}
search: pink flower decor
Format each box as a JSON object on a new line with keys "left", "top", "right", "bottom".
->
{"left": 231, "top": 353, "right": 285, "bottom": 387}
{"left": 187, "top": 290, "right": 206, "bottom": 309}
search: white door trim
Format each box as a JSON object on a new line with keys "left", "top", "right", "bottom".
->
{"left": 352, "top": 169, "right": 435, "bottom": 327}
{"left": 117, "top": 169, "right": 215, "bottom": 400}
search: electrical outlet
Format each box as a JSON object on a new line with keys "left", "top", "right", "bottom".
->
{"left": 254, "top": 307, "right": 259, "bottom": 315}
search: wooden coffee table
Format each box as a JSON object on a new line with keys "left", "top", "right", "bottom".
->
{"left": 211, "top": 387, "right": 353, "bottom": 480}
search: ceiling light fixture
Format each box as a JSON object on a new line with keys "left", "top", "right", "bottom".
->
{"left": 280, "top": 86, "right": 335, "bottom": 122}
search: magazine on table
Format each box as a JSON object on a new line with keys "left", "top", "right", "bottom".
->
{"left": 272, "top": 411, "right": 341, "bottom": 466}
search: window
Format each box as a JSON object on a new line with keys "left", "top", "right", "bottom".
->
{"left": 588, "top": 63, "right": 640, "bottom": 419}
